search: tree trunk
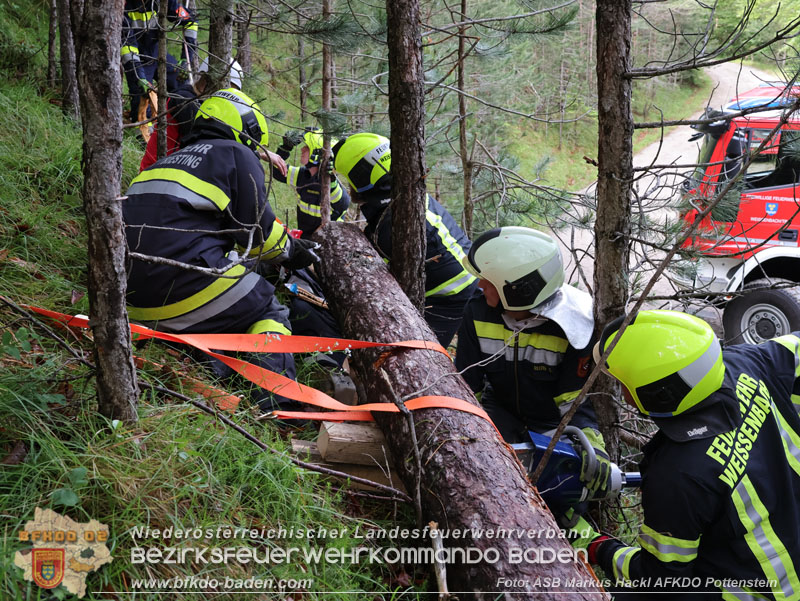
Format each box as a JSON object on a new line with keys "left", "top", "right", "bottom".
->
{"left": 236, "top": 4, "right": 252, "bottom": 74}
{"left": 457, "top": 0, "right": 474, "bottom": 238}
{"left": 319, "top": 0, "right": 333, "bottom": 228}
{"left": 208, "top": 0, "right": 234, "bottom": 90}
{"left": 57, "top": 0, "right": 80, "bottom": 120}
{"left": 386, "top": 0, "right": 426, "bottom": 311}
{"left": 74, "top": 0, "right": 138, "bottom": 423}
{"left": 298, "top": 13, "right": 307, "bottom": 119}
{"left": 48, "top": 0, "right": 58, "bottom": 88}
{"left": 593, "top": 0, "right": 633, "bottom": 461}
{"left": 184, "top": 0, "right": 197, "bottom": 72}
{"left": 69, "top": 0, "right": 84, "bottom": 34}
{"left": 314, "top": 223, "right": 608, "bottom": 599}
{"left": 157, "top": 2, "right": 168, "bottom": 159}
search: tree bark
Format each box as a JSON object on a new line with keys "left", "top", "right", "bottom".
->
{"left": 74, "top": 0, "right": 138, "bottom": 423}
{"left": 69, "top": 0, "right": 84, "bottom": 35}
{"left": 593, "top": 0, "right": 634, "bottom": 460}
{"left": 386, "top": 0, "right": 426, "bottom": 311}
{"left": 297, "top": 13, "right": 308, "bottom": 119}
{"left": 236, "top": 4, "right": 252, "bottom": 74}
{"left": 314, "top": 223, "right": 608, "bottom": 600}
{"left": 456, "top": 0, "right": 473, "bottom": 237}
{"left": 48, "top": 0, "right": 58, "bottom": 88}
{"left": 57, "top": 0, "right": 80, "bottom": 120}
{"left": 157, "top": 2, "right": 168, "bottom": 159}
{"left": 208, "top": 0, "right": 235, "bottom": 90}
{"left": 319, "top": 0, "right": 333, "bottom": 228}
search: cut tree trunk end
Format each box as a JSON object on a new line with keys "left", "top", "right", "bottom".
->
{"left": 313, "top": 222, "right": 607, "bottom": 600}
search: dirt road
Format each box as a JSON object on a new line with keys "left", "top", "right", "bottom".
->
{"left": 554, "top": 62, "right": 776, "bottom": 331}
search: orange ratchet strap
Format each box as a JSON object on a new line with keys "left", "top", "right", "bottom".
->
{"left": 28, "top": 306, "right": 492, "bottom": 426}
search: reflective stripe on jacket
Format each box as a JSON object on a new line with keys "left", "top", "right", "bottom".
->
{"left": 596, "top": 335, "right": 800, "bottom": 599}
{"left": 361, "top": 194, "right": 476, "bottom": 297}
{"left": 122, "top": 0, "right": 197, "bottom": 66}
{"left": 124, "top": 139, "right": 288, "bottom": 330}
{"left": 454, "top": 293, "right": 597, "bottom": 432}
{"left": 272, "top": 147, "right": 350, "bottom": 237}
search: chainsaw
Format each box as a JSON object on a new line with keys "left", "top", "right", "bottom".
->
{"left": 510, "top": 425, "right": 641, "bottom": 516}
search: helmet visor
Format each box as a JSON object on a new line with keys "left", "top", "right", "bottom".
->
{"left": 502, "top": 270, "right": 547, "bottom": 309}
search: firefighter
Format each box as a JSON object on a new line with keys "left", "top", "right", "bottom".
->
{"left": 121, "top": 0, "right": 198, "bottom": 120}
{"left": 272, "top": 128, "right": 350, "bottom": 238}
{"left": 332, "top": 132, "right": 478, "bottom": 347}
{"left": 123, "top": 89, "right": 320, "bottom": 410}
{"left": 572, "top": 309, "right": 800, "bottom": 599}
{"left": 137, "top": 57, "right": 283, "bottom": 172}
{"left": 455, "top": 226, "right": 611, "bottom": 499}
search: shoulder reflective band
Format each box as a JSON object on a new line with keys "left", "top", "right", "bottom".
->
{"left": 28, "top": 306, "right": 494, "bottom": 429}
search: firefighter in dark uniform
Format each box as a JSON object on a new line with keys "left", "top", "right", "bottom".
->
{"left": 123, "top": 89, "right": 320, "bottom": 410}
{"left": 121, "top": 0, "right": 198, "bottom": 120}
{"left": 272, "top": 128, "right": 350, "bottom": 238}
{"left": 332, "top": 132, "right": 478, "bottom": 348}
{"left": 455, "top": 226, "right": 612, "bottom": 500}
{"left": 571, "top": 309, "right": 800, "bottom": 599}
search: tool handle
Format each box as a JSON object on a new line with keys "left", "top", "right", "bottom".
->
{"left": 563, "top": 425, "right": 598, "bottom": 482}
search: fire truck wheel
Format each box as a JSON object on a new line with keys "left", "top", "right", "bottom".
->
{"left": 723, "top": 278, "right": 800, "bottom": 345}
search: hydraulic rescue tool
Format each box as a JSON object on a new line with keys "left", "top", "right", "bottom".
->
{"left": 511, "top": 425, "right": 641, "bottom": 516}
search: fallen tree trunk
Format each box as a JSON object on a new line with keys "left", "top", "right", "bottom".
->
{"left": 314, "top": 223, "right": 607, "bottom": 600}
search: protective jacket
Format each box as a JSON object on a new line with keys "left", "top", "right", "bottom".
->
{"left": 122, "top": 1, "right": 197, "bottom": 118}
{"left": 361, "top": 195, "right": 475, "bottom": 298}
{"left": 273, "top": 146, "right": 350, "bottom": 237}
{"left": 122, "top": 0, "right": 197, "bottom": 76}
{"left": 595, "top": 335, "right": 800, "bottom": 600}
{"left": 455, "top": 293, "right": 598, "bottom": 440}
{"left": 360, "top": 195, "right": 477, "bottom": 346}
{"left": 124, "top": 138, "right": 291, "bottom": 336}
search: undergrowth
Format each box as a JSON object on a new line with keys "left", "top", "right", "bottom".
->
{"left": 0, "top": 321, "right": 416, "bottom": 599}
{"left": 0, "top": 11, "right": 420, "bottom": 599}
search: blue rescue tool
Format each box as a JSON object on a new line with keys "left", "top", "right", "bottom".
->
{"left": 510, "top": 425, "right": 641, "bottom": 516}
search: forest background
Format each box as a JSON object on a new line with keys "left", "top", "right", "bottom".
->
{"left": 1, "top": 0, "right": 799, "bottom": 598}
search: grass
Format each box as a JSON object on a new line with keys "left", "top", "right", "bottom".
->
{"left": 0, "top": 16, "right": 420, "bottom": 600}
{"left": 0, "top": 333, "right": 413, "bottom": 599}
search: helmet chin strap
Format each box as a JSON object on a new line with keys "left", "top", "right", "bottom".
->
{"left": 502, "top": 311, "right": 547, "bottom": 331}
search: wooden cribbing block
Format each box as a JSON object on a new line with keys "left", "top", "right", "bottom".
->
{"left": 291, "top": 439, "right": 405, "bottom": 493}
{"left": 317, "top": 421, "right": 394, "bottom": 466}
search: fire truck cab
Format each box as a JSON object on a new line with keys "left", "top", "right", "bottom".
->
{"left": 677, "top": 83, "right": 800, "bottom": 344}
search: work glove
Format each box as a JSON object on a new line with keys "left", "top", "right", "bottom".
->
{"left": 138, "top": 77, "right": 153, "bottom": 93}
{"left": 578, "top": 427, "right": 613, "bottom": 500}
{"left": 177, "top": 58, "right": 189, "bottom": 82}
{"left": 564, "top": 515, "right": 609, "bottom": 564}
{"left": 283, "top": 237, "right": 321, "bottom": 270}
{"left": 325, "top": 159, "right": 339, "bottom": 186}
{"left": 281, "top": 130, "right": 303, "bottom": 151}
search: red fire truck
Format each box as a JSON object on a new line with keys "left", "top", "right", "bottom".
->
{"left": 677, "top": 82, "right": 800, "bottom": 344}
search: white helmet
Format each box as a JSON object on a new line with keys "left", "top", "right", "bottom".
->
{"left": 463, "top": 226, "right": 564, "bottom": 311}
{"left": 198, "top": 57, "right": 243, "bottom": 90}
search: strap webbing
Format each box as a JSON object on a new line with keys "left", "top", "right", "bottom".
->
{"left": 27, "top": 306, "right": 493, "bottom": 426}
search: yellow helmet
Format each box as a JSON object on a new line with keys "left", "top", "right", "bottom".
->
{"left": 593, "top": 310, "right": 725, "bottom": 417}
{"left": 332, "top": 133, "right": 391, "bottom": 196}
{"left": 302, "top": 128, "right": 338, "bottom": 165}
{"left": 194, "top": 89, "right": 268, "bottom": 151}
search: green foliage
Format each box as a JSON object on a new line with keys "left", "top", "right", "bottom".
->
{"left": 0, "top": 7, "right": 421, "bottom": 598}
{"left": 0, "top": 351, "right": 411, "bottom": 598}
{"left": 0, "top": 79, "right": 142, "bottom": 304}
{"left": 0, "top": 0, "right": 48, "bottom": 76}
